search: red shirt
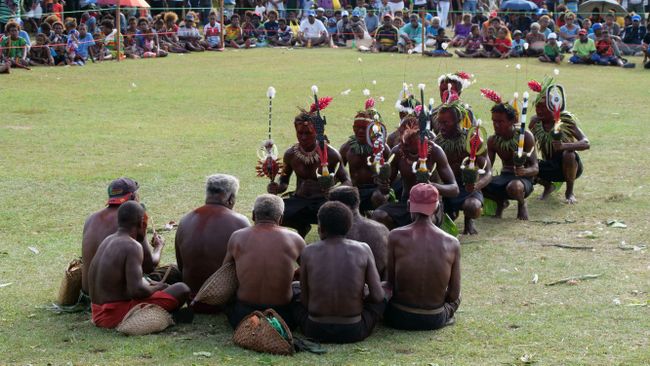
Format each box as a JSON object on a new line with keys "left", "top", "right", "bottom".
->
{"left": 494, "top": 37, "right": 512, "bottom": 53}
{"left": 53, "top": 3, "right": 63, "bottom": 21}
{"left": 596, "top": 39, "right": 614, "bottom": 57}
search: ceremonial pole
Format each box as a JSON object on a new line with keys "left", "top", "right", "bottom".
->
{"left": 220, "top": 0, "right": 225, "bottom": 49}
{"left": 116, "top": 0, "right": 121, "bottom": 62}
{"left": 421, "top": 11, "right": 426, "bottom": 56}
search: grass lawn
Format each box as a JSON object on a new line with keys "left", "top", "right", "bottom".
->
{"left": 0, "top": 49, "right": 648, "bottom": 365}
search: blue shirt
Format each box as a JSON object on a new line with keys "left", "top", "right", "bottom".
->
{"left": 19, "top": 30, "right": 31, "bottom": 46}
{"left": 400, "top": 23, "right": 423, "bottom": 44}
{"left": 76, "top": 33, "right": 95, "bottom": 58}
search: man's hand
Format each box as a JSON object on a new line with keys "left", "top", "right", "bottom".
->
{"left": 149, "top": 280, "right": 169, "bottom": 291}
{"left": 465, "top": 183, "right": 476, "bottom": 193}
{"left": 552, "top": 140, "right": 563, "bottom": 152}
{"left": 151, "top": 233, "right": 165, "bottom": 251}
{"left": 514, "top": 165, "right": 527, "bottom": 177}
{"left": 267, "top": 182, "right": 281, "bottom": 194}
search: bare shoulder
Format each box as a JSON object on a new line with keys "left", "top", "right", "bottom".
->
{"left": 339, "top": 139, "right": 351, "bottom": 153}
{"left": 345, "top": 238, "right": 374, "bottom": 255}
{"left": 233, "top": 212, "right": 251, "bottom": 227}
{"left": 440, "top": 230, "right": 460, "bottom": 251}
{"left": 327, "top": 145, "right": 343, "bottom": 160}
{"left": 361, "top": 217, "right": 390, "bottom": 235}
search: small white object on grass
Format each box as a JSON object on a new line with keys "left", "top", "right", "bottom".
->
{"left": 340, "top": 89, "right": 352, "bottom": 95}
{"left": 379, "top": 96, "right": 385, "bottom": 102}
{"left": 554, "top": 68, "right": 560, "bottom": 75}
{"left": 613, "top": 298, "right": 622, "bottom": 305}
{"left": 0, "top": 283, "right": 12, "bottom": 288}
{"left": 363, "top": 88, "right": 371, "bottom": 96}
{"left": 515, "top": 64, "right": 521, "bottom": 70}
{"left": 532, "top": 274, "right": 539, "bottom": 284}
{"left": 28, "top": 247, "right": 39, "bottom": 254}
{"left": 372, "top": 80, "right": 377, "bottom": 85}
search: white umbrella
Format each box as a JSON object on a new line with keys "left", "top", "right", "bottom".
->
{"left": 578, "top": 0, "right": 626, "bottom": 16}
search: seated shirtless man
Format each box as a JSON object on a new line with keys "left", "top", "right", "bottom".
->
{"left": 373, "top": 118, "right": 459, "bottom": 229}
{"left": 175, "top": 174, "right": 250, "bottom": 313}
{"left": 385, "top": 184, "right": 461, "bottom": 330}
{"left": 268, "top": 109, "right": 351, "bottom": 237}
{"left": 328, "top": 186, "right": 389, "bottom": 279}
{"left": 88, "top": 201, "right": 190, "bottom": 329}
{"left": 222, "top": 194, "right": 305, "bottom": 329}
{"left": 339, "top": 107, "right": 391, "bottom": 212}
{"left": 82, "top": 178, "right": 164, "bottom": 296}
{"left": 295, "top": 202, "right": 385, "bottom": 343}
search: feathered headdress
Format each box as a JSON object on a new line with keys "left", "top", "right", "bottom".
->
{"left": 527, "top": 76, "right": 556, "bottom": 106}
{"left": 481, "top": 88, "right": 518, "bottom": 119}
{"left": 438, "top": 71, "right": 474, "bottom": 92}
{"left": 395, "top": 83, "right": 421, "bottom": 114}
{"left": 309, "top": 96, "right": 333, "bottom": 114}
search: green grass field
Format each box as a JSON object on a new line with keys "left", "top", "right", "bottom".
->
{"left": 0, "top": 49, "right": 648, "bottom": 365}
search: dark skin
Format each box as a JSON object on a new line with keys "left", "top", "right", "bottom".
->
{"left": 530, "top": 97, "right": 590, "bottom": 204}
{"left": 431, "top": 81, "right": 463, "bottom": 133}
{"left": 300, "top": 231, "right": 383, "bottom": 320}
{"left": 81, "top": 198, "right": 162, "bottom": 294}
{"left": 345, "top": 207, "right": 390, "bottom": 280}
{"left": 339, "top": 121, "right": 391, "bottom": 193}
{"left": 174, "top": 192, "right": 250, "bottom": 294}
{"left": 372, "top": 129, "right": 459, "bottom": 229}
{"left": 268, "top": 122, "right": 351, "bottom": 235}
{"left": 437, "top": 110, "right": 492, "bottom": 235}
{"left": 386, "top": 210, "right": 460, "bottom": 309}
{"left": 222, "top": 214, "right": 305, "bottom": 306}
{"left": 88, "top": 216, "right": 189, "bottom": 306}
{"left": 486, "top": 111, "right": 539, "bottom": 220}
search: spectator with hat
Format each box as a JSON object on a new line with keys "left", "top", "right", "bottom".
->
{"left": 622, "top": 14, "right": 647, "bottom": 55}
{"left": 373, "top": 12, "right": 399, "bottom": 52}
{"left": 299, "top": 9, "right": 330, "bottom": 47}
{"left": 539, "top": 32, "right": 563, "bottom": 64}
{"left": 569, "top": 29, "right": 596, "bottom": 64}
{"left": 336, "top": 10, "right": 354, "bottom": 46}
{"left": 81, "top": 178, "right": 165, "bottom": 297}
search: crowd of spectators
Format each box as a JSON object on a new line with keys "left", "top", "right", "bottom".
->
{"left": 1, "top": 0, "right": 648, "bottom": 72}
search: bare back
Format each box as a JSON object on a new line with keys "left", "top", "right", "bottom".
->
{"left": 88, "top": 233, "right": 142, "bottom": 305}
{"left": 81, "top": 207, "right": 119, "bottom": 293}
{"left": 301, "top": 238, "right": 383, "bottom": 317}
{"left": 175, "top": 204, "right": 250, "bottom": 293}
{"left": 346, "top": 216, "right": 389, "bottom": 278}
{"left": 225, "top": 224, "right": 305, "bottom": 305}
{"left": 388, "top": 221, "right": 460, "bottom": 308}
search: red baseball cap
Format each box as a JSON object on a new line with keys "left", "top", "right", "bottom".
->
{"left": 409, "top": 183, "right": 439, "bottom": 216}
{"left": 578, "top": 29, "right": 587, "bottom": 35}
{"left": 107, "top": 177, "right": 139, "bottom": 205}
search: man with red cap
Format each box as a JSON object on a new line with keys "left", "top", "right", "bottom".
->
{"left": 384, "top": 184, "right": 461, "bottom": 330}
{"left": 82, "top": 178, "right": 164, "bottom": 297}
{"left": 569, "top": 29, "right": 596, "bottom": 64}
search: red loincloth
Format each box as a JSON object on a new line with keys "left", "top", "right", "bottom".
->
{"left": 91, "top": 291, "right": 179, "bottom": 329}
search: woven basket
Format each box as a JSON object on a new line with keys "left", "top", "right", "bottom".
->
{"left": 116, "top": 303, "right": 174, "bottom": 336}
{"left": 192, "top": 262, "right": 238, "bottom": 306}
{"left": 57, "top": 258, "right": 83, "bottom": 306}
{"left": 233, "top": 309, "right": 294, "bottom": 355}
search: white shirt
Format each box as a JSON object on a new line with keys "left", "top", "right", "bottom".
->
{"left": 300, "top": 18, "right": 328, "bottom": 38}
